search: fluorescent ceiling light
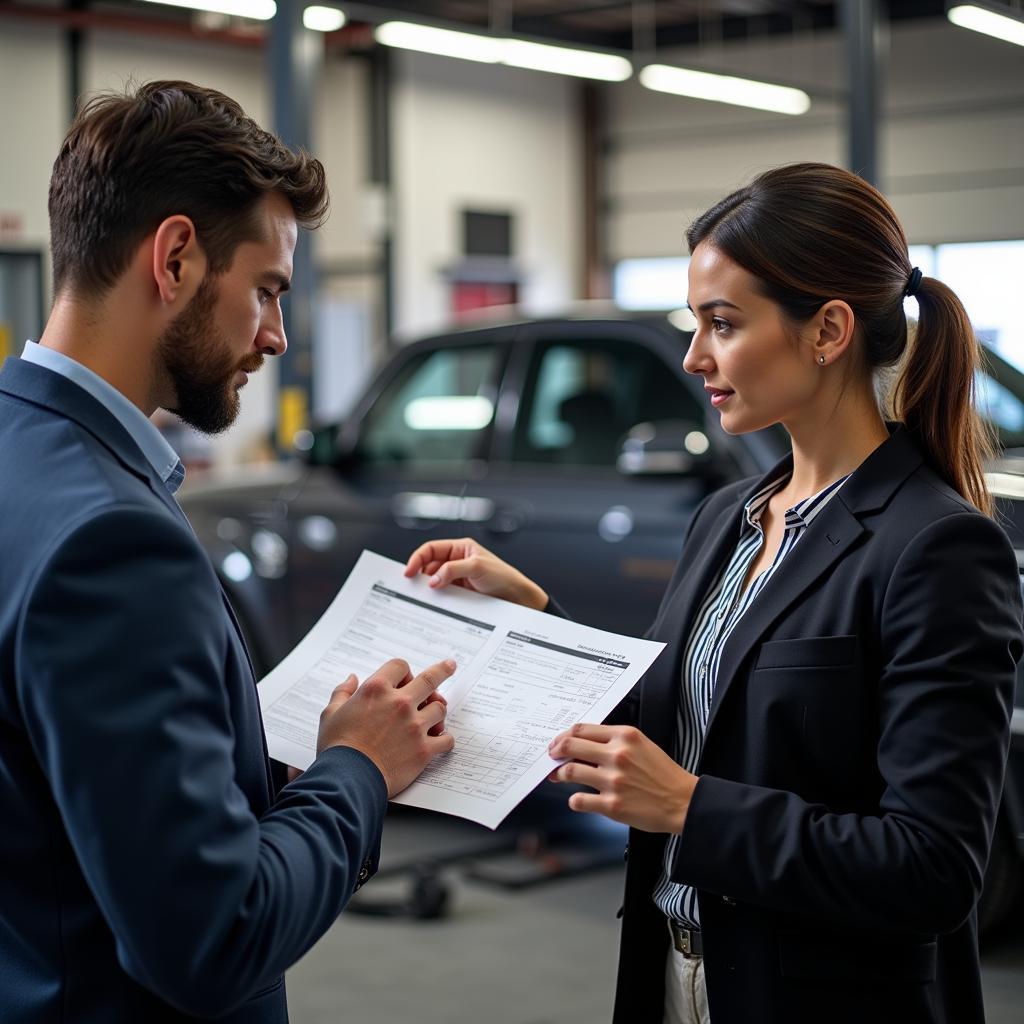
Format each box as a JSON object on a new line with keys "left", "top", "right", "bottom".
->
{"left": 375, "top": 22, "right": 504, "bottom": 63}
{"left": 135, "top": 0, "right": 277, "bottom": 19}
{"left": 375, "top": 21, "right": 633, "bottom": 81}
{"left": 501, "top": 38, "right": 632, "bottom": 81}
{"left": 639, "top": 63, "right": 810, "bottom": 115}
{"left": 948, "top": 3, "right": 1024, "bottom": 46}
{"left": 303, "top": 5, "right": 345, "bottom": 32}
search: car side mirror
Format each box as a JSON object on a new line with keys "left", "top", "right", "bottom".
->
{"left": 616, "top": 420, "right": 716, "bottom": 477}
{"left": 294, "top": 422, "right": 341, "bottom": 467}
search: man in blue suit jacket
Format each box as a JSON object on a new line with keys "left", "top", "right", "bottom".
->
{"left": 0, "top": 81, "right": 455, "bottom": 1023}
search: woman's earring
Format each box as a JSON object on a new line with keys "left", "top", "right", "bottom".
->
{"left": 818, "top": 355, "right": 826, "bottom": 365}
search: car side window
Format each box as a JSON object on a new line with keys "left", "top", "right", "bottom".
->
{"left": 513, "top": 339, "right": 702, "bottom": 467}
{"left": 357, "top": 345, "right": 500, "bottom": 465}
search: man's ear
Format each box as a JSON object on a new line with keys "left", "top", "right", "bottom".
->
{"left": 808, "top": 299, "right": 856, "bottom": 366}
{"left": 151, "top": 215, "right": 206, "bottom": 306}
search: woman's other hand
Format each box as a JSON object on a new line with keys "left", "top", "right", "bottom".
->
{"left": 404, "top": 538, "right": 549, "bottom": 610}
{"left": 548, "top": 723, "right": 698, "bottom": 834}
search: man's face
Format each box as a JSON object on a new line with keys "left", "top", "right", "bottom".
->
{"left": 158, "top": 193, "right": 297, "bottom": 434}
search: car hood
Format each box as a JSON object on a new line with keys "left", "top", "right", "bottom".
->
{"left": 985, "top": 457, "right": 1024, "bottom": 560}
{"left": 988, "top": 455, "right": 1024, "bottom": 497}
{"left": 177, "top": 461, "right": 308, "bottom": 510}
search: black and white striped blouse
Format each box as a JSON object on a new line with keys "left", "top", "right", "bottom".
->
{"left": 652, "top": 470, "right": 851, "bottom": 929}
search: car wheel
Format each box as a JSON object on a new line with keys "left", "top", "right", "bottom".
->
{"left": 978, "top": 819, "right": 1020, "bottom": 937}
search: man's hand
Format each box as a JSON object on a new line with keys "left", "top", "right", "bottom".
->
{"left": 317, "top": 658, "right": 456, "bottom": 797}
{"left": 547, "top": 723, "right": 697, "bottom": 834}
{"left": 404, "top": 538, "right": 548, "bottom": 611}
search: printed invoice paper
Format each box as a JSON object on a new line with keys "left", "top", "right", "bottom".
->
{"left": 258, "top": 550, "right": 666, "bottom": 829}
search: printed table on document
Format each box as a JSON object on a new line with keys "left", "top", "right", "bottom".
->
{"left": 417, "top": 631, "right": 631, "bottom": 803}
{"left": 262, "top": 583, "right": 494, "bottom": 748}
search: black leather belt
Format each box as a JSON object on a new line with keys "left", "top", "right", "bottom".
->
{"left": 668, "top": 920, "right": 703, "bottom": 959}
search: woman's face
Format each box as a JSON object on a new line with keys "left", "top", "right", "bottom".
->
{"left": 683, "top": 241, "right": 819, "bottom": 435}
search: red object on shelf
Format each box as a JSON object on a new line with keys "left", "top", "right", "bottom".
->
{"left": 451, "top": 281, "right": 518, "bottom": 315}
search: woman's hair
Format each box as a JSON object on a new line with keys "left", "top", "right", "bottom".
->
{"left": 49, "top": 79, "right": 329, "bottom": 299}
{"left": 686, "top": 162, "right": 994, "bottom": 516}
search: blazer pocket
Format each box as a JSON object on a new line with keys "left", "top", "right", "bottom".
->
{"left": 755, "top": 635, "right": 857, "bottom": 671}
{"left": 777, "top": 930, "right": 937, "bottom": 983}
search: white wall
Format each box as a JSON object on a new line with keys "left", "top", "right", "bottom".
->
{"left": 605, "top": 20, "right": 1024, "bottom": 260}
{"left": 9, "top": 15, "right": 1015, "bottom": 460}
{"left": 0, "top": 22, "right": 585, "bottom": 461}
{"left": 0, "top": 23, "right": 377, "bottom": 466}
{"left": 315, "top": 55, "right": 376, "bottom": 269}
{"left": 0, "top": 21, "right": 67, "bottom": 258}
{"left": 391, "top": 50, "right": 582, "bottom": 340}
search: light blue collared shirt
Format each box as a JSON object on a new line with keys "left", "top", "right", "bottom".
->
{"left": 20, "top": 340, "right": 185, "bottom": 494}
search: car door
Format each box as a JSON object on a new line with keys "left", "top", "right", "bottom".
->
{"left": 471, "top": 319, "right": 746, "bottom": 637}
{"left": 282, "top": 328, "right": 513, "bottom": 643}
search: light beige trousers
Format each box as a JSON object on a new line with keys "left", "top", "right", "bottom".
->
{"left": 662, "top": 947, "right": 711, "bottom": 1024}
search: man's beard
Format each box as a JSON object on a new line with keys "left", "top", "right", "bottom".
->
{"left": 157, "top": 275, "right": 263, "bottom": 435}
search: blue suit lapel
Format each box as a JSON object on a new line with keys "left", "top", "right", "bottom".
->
{"left": 217, "top": 585, "right": 277, "bottom": 795}
{"left": 0, "top": 357, "right": 188, "bottom": 528}
{"left": 2, "top": 358, "right": 278, "bottom": 804}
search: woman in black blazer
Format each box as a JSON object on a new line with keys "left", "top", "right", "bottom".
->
{"left": 405, "top": 163, "right": 1023, "bottom": 1024}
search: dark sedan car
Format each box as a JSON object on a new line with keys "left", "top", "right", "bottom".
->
{"left": 179, "top": 307, "right": 1024, "bottom": 932}
{"left": 183, "top": 309, "right": 787, "bottom": 659}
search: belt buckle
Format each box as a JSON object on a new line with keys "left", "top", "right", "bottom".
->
{"left": 668, "top": 920, "right": 703, "bottom": 959}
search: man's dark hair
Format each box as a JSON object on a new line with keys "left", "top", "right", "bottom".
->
{"left": 48, "top": 80, "right": 329, "bottom": 297}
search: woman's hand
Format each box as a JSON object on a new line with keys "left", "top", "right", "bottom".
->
{"left": 404, "top": 538, "right": 548, "bottom": 611}
{"left": 547, "top": 723, "right": 698, "bottom": 834}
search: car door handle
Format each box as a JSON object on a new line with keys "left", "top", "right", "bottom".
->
{"left": 485, "top": 507, "right": 525, "bottom": 535}
{"left": 392, "top": 491, "right": 496, "bottom": 526}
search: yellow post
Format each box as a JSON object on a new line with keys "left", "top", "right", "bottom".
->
{"left": 277, "top": 386, "right": 308, "bottom": 453}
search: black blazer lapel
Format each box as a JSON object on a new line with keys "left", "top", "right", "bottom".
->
{"left": 703, "top": 499, "right": 865, "bottom": 746}
{"left": 639, "top": 487, "right": 757, "bottom": 753}
{"left": 702, "top": 425, "right": 924, "bottom": 749}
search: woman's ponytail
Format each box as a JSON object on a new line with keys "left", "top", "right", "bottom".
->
{"left": 894, "top": 277, "right": 995, "bottom": 516}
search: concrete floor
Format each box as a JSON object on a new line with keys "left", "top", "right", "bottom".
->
{"left": 286, "top": 807, "right": 1024, "bottom": 1023}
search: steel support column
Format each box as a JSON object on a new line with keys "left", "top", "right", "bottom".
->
{"left": 581, "top": 82, "right": 608, "bottom": 299}
{"left": 267, "top": 0, "right": 322, "bottom": 453}
{"left": 368, "top": 44, "right": 394, "bottom": 347}
{"left": 842, "top": 0, "right": 883, "bottom": 185}
{"left": 66, "top": 0, "right": 87, "bottom": 122}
